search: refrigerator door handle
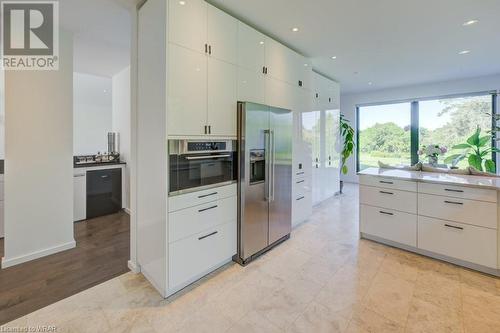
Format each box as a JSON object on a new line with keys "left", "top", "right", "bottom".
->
{"left": 264, "top": 129, "right": 271, "bottom": 202}
{"left": 270, "top": 130, "right": 276, "bottom": 201}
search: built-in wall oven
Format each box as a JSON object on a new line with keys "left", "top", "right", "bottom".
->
{"left": 169, "top": 140, "right": 237, "bottom": 195}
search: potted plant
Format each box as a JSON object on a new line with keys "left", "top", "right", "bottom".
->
{"left": 444, "top": 126, "right": 498, "bottom": 172}
{"left": 418, "top": 144, "right": 447, "bottom": 166}
{"left": 340, "top": 113, "right": 355, "bottom": 193}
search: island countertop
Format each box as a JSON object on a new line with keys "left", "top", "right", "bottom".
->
{"left": 358, "top": 167, "right": 500, "bottom": 190}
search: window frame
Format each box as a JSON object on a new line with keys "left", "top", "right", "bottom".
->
{"left": 355, "top": 91, "right": 498, "bottom": 173}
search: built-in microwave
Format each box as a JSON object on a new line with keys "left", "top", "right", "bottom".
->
{"left": 168, "top": 140, "right": 237, "bottom": 195}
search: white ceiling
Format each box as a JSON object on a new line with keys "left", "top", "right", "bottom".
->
{"left": 60, "top": 0, "right": 132, "bottom": 77}
{"left": 209, "top": 0, "right": 500, "bottom": 94}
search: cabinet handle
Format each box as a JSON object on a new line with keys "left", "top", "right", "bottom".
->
{"left": 204, "top": 125, "right": 207, "bottom": 134}
{"left": 296, "top": 171, "right": 305, "bottom": 175}
{"left": 209, "top": 125, "right": 212, "bottom": 134}
{"left": 445, "top": 188, "right": 464, "bottom": 193}
{"left": 379, "top": 191, "right": 394, "bottom": 195}
{"left": 296, "top": 196, "right": 305, "bottom": 201}
{"left": 265, "top": 67, "right": 268, "bottom": 74}
{"left": 198, "top": 231, "right": 218, "bottom": 240}
{"left": 101, "top": 175, "right": 109, "bottom": 179}
{"left": 198, "top": 192, "right": 218, "bottom": 198}
{"left": 205, "top": 43, "right": 208, "bottom": 53}
{"left": 296, "top": 180, "right": 305, "bottom": 184}
{"left": 198, "top": 205, "right": 218, "bottom": 213}
{"left": 263, "top": 66, "right": 266, "bottom": 74}
{"left": 209, "top": 45, "right": 212, "bottom": 55}
{"left": 379, "top": 211, "right": 394, "bottom": 216}
{"left": 445, "top": 224, "right": 464, "bottom": 230}
{"left": 444, "top": 200, "right": 463, "bottom": 205}
{"left": 379, "top": 180, "right": 393, "bottom": 185}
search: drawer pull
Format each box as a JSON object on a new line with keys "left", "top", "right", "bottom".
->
{"left": 198, "top": 231, "right": 218, "bottom": 240}
{"left": 379, "top": 180, "right": 393, "bottom": 185}
{"left": 445, "top": 224, "right": 464, "bottom": 230}
{"left": 296, "top": 172, "right": 305, "bottom": 175}
{"left": 296, "top": 196, "right": 305, "bottom": 201}
{"left": 296, "top": 180, "right": 305, "bottom": 184}
{"left": 198, "top": 205, "right": 218, "bottom": 213}
{"left": 379, "top": 191, "right": 394, "bottom": 195}
{"left": 198, "top": 192, "right": 218, "bottom": 199}
{"left": 379, "top": 211, "right": 394, "bottom": 216}
{"left": 445, "top": 188, "right": 464, "bottom": 193}
{"left": 444, "top": 200, "right": 463, "bottom": 205}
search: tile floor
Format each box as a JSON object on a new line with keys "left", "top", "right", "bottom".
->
{"left": 2, "top": 184, "right": 500, "bottom": 332}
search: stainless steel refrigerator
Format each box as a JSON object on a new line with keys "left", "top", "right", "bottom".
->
{"left": 234, "top": 102, "right": 293, "bottom": 265}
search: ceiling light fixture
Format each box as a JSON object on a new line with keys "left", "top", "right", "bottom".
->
{"left": 368, "top": 82, "right": 373, "bottom": 85}
{"left": 259, "top": 41, "right": 264, "bottom": 45}
{"left": 291, "top": 27, "right": 299, "bottom": 32}
{"left": 459, "top": 50, "right": 471, "bottom": 55}
{"left": 463, "top": 19, "right": 478, "bottom": 26}
{"left": 304, "top": 63, "right": 308, "bottom": 67}
{"left": 331, "top": 56, "right": 337, "bottom": 60}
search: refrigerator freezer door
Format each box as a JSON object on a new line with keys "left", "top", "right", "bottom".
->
{"left": 268, "top": 107, "right": 293, "bottom": 244}
{"left": 238, "top": 102, "right": 270, "bottom": 260}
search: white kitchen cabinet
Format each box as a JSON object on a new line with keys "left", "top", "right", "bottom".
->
{"left": 168, "top": 43, "right": 208, "bottom": 136}
{"left": 207, "top": 3, "right": 238, "bottom": 64}
{"left": 73, "top": 171, "right": 86, "bottom": 222}
{"left": 237, "top": 22, "right": 266, "bottom": 73}
{"left": 168, "top": 0, "right": 207, "bottom": 54}
{"left": 207, "top": 57, "right": 237, "bottom": 136}
{"left": 265, "top": 37, "right": 294, "bottom": 84}
{"left": 265, "top": 76, "right": 294, "bottom": 110}
{"left": 237, "top": 67, "right": 266, "bottom": 105}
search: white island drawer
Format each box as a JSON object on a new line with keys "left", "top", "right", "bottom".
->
{"left": 360, "top": 204, "right": 417, "bottom": 247}
{"left": 169, "top": 195, "right": 237, "bottom": 243}
{"left": 359, "top": 175, "right": 417, "bottom": 192}
{"left": 418, "top": 216, "right": 497, "bottom": 268}
{"left": 360, "top": 185, "right": 417, "bottom": 214}
{"left": 418, "top": 193, "right": 497, "bottom": 229}
{"left": 418, "top": 182, "right": 497, "bottom": 203}
{"left": 169, "top": 220, "right": 237, "bottom": 291}
{"left": 168, "top": 183, "right": 237, "bottom": 212}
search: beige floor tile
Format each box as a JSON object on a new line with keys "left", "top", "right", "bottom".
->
{"left": 378, "top": 251, "right": 420, "bottom": 283}
{"left": 413, "top": 270, "right": 462, "bottom": 310}
{"left": 462, "top": 284, "right": 500, "bottom": 332}
{"left": 287, "top": 301, "right": 350, "bottom": 333}
{"left": 345, "top": 306, "right": 403, "bottom": 333}
{"left": 227, "top": 310, "right": 283, "bottom": 333}
{"left": 364, "top": 271, "right": 415, "bottom": 325}
{"left": 405, "top": 298, "right": 463, "bottom": 333}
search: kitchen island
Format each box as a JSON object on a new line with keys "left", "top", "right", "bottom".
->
{"left": 358, "top": 167, "right": 500, "bottom": 276}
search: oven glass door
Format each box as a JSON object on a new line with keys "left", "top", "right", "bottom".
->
{"left": 170, "top": 152, "right": 236, "bottom": 194}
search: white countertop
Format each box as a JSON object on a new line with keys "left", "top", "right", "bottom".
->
{"left": 358, "top": 167, "right": 500, "bottom": 190}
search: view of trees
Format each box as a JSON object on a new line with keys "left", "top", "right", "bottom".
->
{"left": 359, "top": 96, "right": 493, "bottom": 170}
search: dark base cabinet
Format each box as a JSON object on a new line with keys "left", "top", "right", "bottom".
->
{"left": 86, "top": 168, "right": 122, "bottom": 219}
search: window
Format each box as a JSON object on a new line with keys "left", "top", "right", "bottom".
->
{"left": 419, "top": 95, "right": 493, "bottom": 167}
{"left": 356, "top": 92, "right": 497, "bottom": 172}
{"left": 358, "top": 102, "right": 412, "bottom": 170}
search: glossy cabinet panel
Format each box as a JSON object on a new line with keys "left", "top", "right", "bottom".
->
{"left": 207, "top": 3, "right": 237, "bottom": 64}
{"left": 237, "top": 22, "right": 266, "bottom": 73}
{"left": 168, "top": 0, "right": 207, "bottom": 54}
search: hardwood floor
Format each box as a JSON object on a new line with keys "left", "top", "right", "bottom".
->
{"left": 0, "top": 211, "right": 130, "bottom": 324}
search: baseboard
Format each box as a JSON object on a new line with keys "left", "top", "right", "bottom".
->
{"left": 127, "top": 260, "right": 141, "bottom": 273}
{"left": 1, "top": 240, "right": 76, "bottom": 268}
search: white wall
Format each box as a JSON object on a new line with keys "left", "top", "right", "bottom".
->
{"left": 3, "top": 31, "right": 75, "bottom": 268}
{"left": 73, "top": 72, "right": 112, "bottom": 155}
{"left": 112, "top": 66, "right": 131, "bottom": 209}
{"left": 341, "top": 74, "right": 500, "bottom": 183}
{"left": 0, "top": 69, "right": 4, "bottom": 159}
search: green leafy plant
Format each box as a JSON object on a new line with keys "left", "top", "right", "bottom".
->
{"left": 340, "top": 113, "right": 355, "bottom": 175}
{"left": 444, "top": 126, "right": 498, "bottom": 172}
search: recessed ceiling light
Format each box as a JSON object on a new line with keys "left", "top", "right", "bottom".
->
{"left": 304, "top": 63, "right": 308, "bottom": 67}
{"left": 368, "top": 82, "right": 373, "bottom": 85}
{"left": 179, "top": 1, "right": 186, "bottom": 5}
{"left": 103, "top": 90, "right": 107, "bottom": 93}
{"left": 259, "top": 41, "right": 264, "bottom": 45}
{"left": 331, "top": 56, "right": 337, "bottom": 60}
{"left": 291, "top": 27, "right": 299, "bottom": 32}
{"left": 459, "top": 50, "right": 471, "bottom": 55}
{"left": 463, "top": 19, "right": 478, "bottom": 26}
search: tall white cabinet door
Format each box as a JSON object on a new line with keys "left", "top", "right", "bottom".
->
{"left": 168, "top": 0, "right": 207, "bottom": 54}
{"left": 237, "top": 22, "right": 266, "bottom": 73}
{"left": 207, "top": 57, "right": 237, "bottom": 136}
{"left": 325, "top": 109, "right": 340, "bottom": 196}
{"left": 237, "top": 67, "right": 265, "bottom": 105}
{"left": 265, "top": 38, "right": 291, "bottom": 84}
{"left": 207, "top": 4, "right": 237, "bottom": 64}
{"left": 265, "top": 77, "right": 293, "bottom": 110}
{"left": 168, "top": 43, "right": 208, "bottom": 136}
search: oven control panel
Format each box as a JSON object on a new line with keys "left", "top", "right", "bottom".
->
{"left": 187, "top": 142, "right": 227, "bottom": 152}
